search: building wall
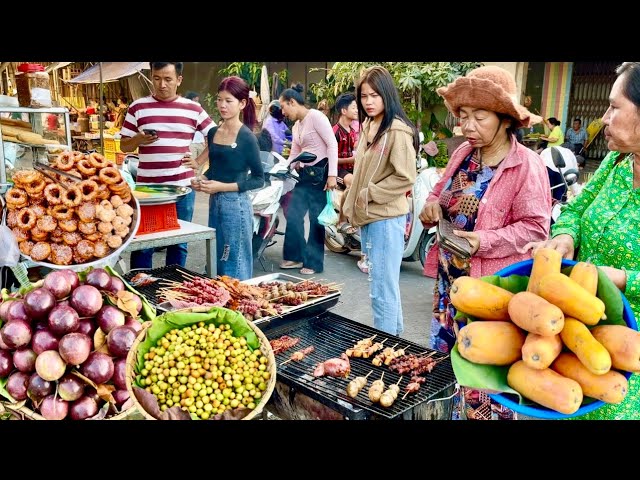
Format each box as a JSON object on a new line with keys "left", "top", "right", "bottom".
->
{"left": 540, "top": 62, "right": 572, "bottom": 132}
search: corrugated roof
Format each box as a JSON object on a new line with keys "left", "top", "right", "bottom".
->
{"left": 65, "top": 62, "right": 149, "bottom": 84}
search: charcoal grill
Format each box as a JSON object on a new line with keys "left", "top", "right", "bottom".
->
{"left": 261, "top": 311, "right": 457, "bottom": 420}
{"left": 122, "top": 266, "right": 340, "bottom": 323}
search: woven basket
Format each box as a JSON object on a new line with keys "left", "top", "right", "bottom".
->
{"left": 0, "top": 398, "right": 140, "bottom": 420}
{"left": 125, "top": 307, "right": 276, "bottom": 421}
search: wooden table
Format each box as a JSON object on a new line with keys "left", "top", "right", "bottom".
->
{"left": 125, "top": 220, "right": 217, "bottom": 277}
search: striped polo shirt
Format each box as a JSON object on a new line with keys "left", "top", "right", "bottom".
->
{"left": 120, "top": 95, "right": 215, "bottom": 186}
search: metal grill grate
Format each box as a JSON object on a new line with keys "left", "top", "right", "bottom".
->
{"left": 122, "top": 264, "right": 207, "bottom": 309}
{"left": 262, "top": 312, "right": 456, "bottom": 420}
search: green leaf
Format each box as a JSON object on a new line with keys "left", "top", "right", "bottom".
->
{"left": 480, "top": 274, "right": 529, "bottom": 293}
{"left": 0, "top": 377, "right": 16, "bottom": 402}
{"left": 133, "top": 307, "right": 259, "bottom": 388}
{"left": 450, "top": 345, "right": 521, "bottom": 399}
{"left": 105, "top": 265, "right": 156, "bottom": 322}
{"left": 432, "top": 104, "right": 449, "bottom": 124}
{"left": 596, "top": 267, "right": 625, "bottom": 326}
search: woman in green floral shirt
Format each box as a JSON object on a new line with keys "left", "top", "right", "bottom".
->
{"left": 526, "top": 62, "right": 640, "bottom": 420}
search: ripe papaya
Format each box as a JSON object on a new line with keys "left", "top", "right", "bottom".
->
{"left": 590, "top": 325, "right": 640, "bottom": 372}
{"left": 457, "top": 321, "right": 525, "bottom": 366}
{"left": 560, "top": 318, "right": 611, "bottom": 375}
{"left": 569, "top": 261, "right": 598, "bottom": 296}
{"left": 522, "top": 333, "right": 563, "bottom": 370}
{"left": 537, "top": 272, "right": 606, "bottom": 326}
{"left": 552, "top": 352, "right": 628, "bottom": 404}
{"left": 527, "top": 248, "right": 562, "bottom": 295}
{"left": 508, "top": 291, "right": 565, "bottom": 336}
{"left": 450, "top": 276, "right": 513, "bottom": 321}
{"left": 507, "top": 360, "right": 583, "bottom": 414}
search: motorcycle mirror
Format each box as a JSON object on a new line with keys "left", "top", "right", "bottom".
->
{"left": 292, "top": 151, "right": 318, "bottom": 164}
{"left": 550, "top": 147, "right": 566, "bottom": 168}
{"left": 563, "top": 168, "right": 580, "bottom": 186}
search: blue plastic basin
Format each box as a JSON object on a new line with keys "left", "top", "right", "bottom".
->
{"left": 489, "top": 258, "right": 637, "bottom": 419}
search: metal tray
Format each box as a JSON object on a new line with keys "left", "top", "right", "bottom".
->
{"left": 20, "top": 197, "right": 141, "bottom": 272}
{"left": 133, "top": 184, "right": 191, "bottom": 205}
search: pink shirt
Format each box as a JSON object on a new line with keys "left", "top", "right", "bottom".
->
{"left": 425, "top": 136, "right": 551, "bottom": 278}
{"left": 289, "top": 109, "right": 338, "bottom": 177}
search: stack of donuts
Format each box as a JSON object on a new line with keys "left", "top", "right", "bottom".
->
{"left": 4, "top": 151, "right": 137, "bottom": 266}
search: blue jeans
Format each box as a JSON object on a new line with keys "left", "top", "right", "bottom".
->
{"left": 360, "top": 215, "right": 405, "bottom": 335}
{"left": 208, "top": 191, "right": 253, "bottom": 280}
{"left": 130, "top": 189, "right": 195, "bottom": 269}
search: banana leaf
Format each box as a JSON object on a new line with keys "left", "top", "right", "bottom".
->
{"left": 0, "top": 378, "right": 15, "bottom": 402}
{"left": 480, "top": 274, "right": 529, "bottom": 293}
{"left": 450, "top": 344, "right": 522, "bottom": 400}
{"left": 105, "top": 265, "right": 156, "bottom": 322}
{"left": 133, "top": 307, "right": 259, "bottom": 388}
{"left": 596, "top": 267, "right": 625, "bottom": 326}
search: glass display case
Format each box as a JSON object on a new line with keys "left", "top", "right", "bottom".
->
{"left": 0, "top": 106, "right": 72, "bottom": 193}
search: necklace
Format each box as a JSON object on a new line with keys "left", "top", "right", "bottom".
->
{"left": 480, "top": 143, "right": 509, "bottom": 167}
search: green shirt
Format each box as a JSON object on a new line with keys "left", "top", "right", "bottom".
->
{"left": 552, "top": 150, "right": 640, "bottom": 420}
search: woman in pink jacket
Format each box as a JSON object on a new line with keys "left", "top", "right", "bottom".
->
{"left": 419, "top": 65, "right": 552, "bottom": 420}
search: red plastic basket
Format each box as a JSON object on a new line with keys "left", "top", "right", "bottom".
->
{"left": 136, "top": 203, "right": 180, "bottom": 235}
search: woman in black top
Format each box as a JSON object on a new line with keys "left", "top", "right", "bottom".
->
{"left": 187, "top": 76, "right": 264, "bottom": 280}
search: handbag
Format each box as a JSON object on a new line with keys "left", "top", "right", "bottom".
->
{"left": 436, "top": 218, "right": 472, "bottom": 259}
{"left": 317, "top": 191, "right": 339, "bottom": 226}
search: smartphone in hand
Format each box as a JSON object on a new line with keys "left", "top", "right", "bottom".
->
{"left": 142, "top": 129, "right": 157, "bottom": 136}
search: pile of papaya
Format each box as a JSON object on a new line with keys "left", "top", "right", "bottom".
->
{"left": 450, "top": 248, "right": 640, "bottom": 415}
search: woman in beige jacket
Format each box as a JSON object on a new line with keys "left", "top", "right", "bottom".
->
{"left": 342, "top": 66, "right": 419, "bottom": 335}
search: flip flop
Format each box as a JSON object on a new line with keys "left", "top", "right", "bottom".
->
{"left": 280, "top": 261, "right": 303, "bottom": 269}
{"left": 299, "top": 268, "right": 316, "bottom": 275}
{"left": 357, "top": 259, "right": 369, "bottom": 274}
{"left": 338, "top": 222, "right": 358, "bottom": 235}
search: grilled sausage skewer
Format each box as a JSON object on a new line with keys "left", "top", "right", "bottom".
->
{"left": 346, "top": 369, "right": 373, "bottom": 398}
{"left": 281, "top": 346, "right": 315, "bottom": 364}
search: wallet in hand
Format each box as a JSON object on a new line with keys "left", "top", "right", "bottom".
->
{"left": 436, "top": 219, "right": 472, "bottom": 259}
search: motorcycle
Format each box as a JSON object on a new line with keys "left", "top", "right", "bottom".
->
{"left": 324, "top": 133, "right": 442, "bottom": 268}
{"left": 548, "top": 147, "right": 580, "bottom": 224}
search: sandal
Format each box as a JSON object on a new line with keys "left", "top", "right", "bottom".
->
{"left": 357, "top": 258, "right": 369, "bottom": 274}
{"left": 280, "top": 260, "right": 303, "bottom": 269}
{"left": 338, "top": 222, "right": 358, "bottom": 235}
{"left": 299, "top": 268, "right": 316, "bottom": 275}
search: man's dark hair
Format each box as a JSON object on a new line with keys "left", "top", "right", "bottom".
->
{"left": 184, "top": 91, "right": 199, "bottom": 101}
{"left": 149, "top": 62, "right": 184, "bottom": 76}
{"left": 335, "top": 92, "right": 356, "bottom": 115}
{"left": 573, "top": 117, "right": 581, "bottom": 124}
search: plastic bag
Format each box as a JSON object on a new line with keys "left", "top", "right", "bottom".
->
{"left": 317, "top": 191, "right": 339, "bottom": 227}
{"left": 329, "top": 189, "right": 343, "bottom": 211}
{"left": 0, "top": 226, "right": 21, "bottom": 267}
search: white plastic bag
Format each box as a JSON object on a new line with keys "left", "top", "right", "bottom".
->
{"left": 317, "top": 191, "right": 339, "bottom": 227}
{"left": 0, "top": 225, "right": 20, "bottom": 267}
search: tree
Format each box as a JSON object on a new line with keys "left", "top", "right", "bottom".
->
{"left": 309, "top": 62, "right": 481, "bottom": 136}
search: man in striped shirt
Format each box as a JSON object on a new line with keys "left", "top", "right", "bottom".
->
{"left": 120, "top": 61, "right": 215, "bottom": 269}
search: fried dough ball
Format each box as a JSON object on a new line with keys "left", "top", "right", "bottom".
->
{"left": 99, "top": 199, "right": 114, "bottom": 210}
{"left": 115, "top": 204, "right": 134, "bottom": 218}
{"left": 110, "top": 195, "right": 124, "bottom": 208}
{"left": 114, "top": 226, "right": 130, "bottom": 238}
{"left": 98, "top": 221, "right": 114, "bottom": 234}
{"left": 105, "top": 234, "right": 123, "bottom": 249}
{"left": 111, "top": 216, "right": 127, "bottom": 231}
{"left": 97, "top": 208, "right": 116, "bottom": 223}
{"left": 30, "top": 242, "right": 52, "bottom": 261}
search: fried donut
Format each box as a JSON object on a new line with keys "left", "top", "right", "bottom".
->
{"left": 11, "top": 227, "right": 29, "bottom": 242}
{"left": 115, "top": 204, "right": 134, "bottom": 218}
{"left": 97, "top": 208, "right": 116, "bottom": 223}
{"left": 84, "top": 232, "right": 103, "bottom": 242}
{"left": 16, "top": 208, "right": 37, "bottom": 231}
{"left": 78, "top": 180, "right": 99, "bottom": 202}
{"left": 36, "top": 215, "right": 58, "bottom": 233}
{"left": 62, "top": 231, "right": 82, "bottom": 246}
{"left": 105, "top": 234, "right": 123, "bottom": 249}
{"left": 99, "top": 166, "right": 122, "bottom": 185}
{"left": 50, "top": 205, "right": 74, "bottom": 221}
{"left": 6, "top": 187, "right": 28, "bottom": 209}
{"left": 62, "top": 185, "right": 83, "bottom": 208}
{"left": 110, "top": 195, "right": 124, "bottom": 208}
{"left": 75, "top": 239, "right": 95, "bottom": 259}
{"left": 77, "top": 202, "right": 96, "bottom": 222}
{"left": 6, "top": 210, "right": 19, "bottom": 228}
{"left": 50, "top": 244, "right": 72, "bottom": 265}
{"left": 72, "top": 151, "right": 85, "bottom": 163}
{"left": 55, "top": 152, "right": 75, "bottom": 171}
{"left": 93, "top": 240, "right": 109, "bottom": 258}
{"left": 30, "top": 242, "right": 52, "bottom": 261}
{"left": 19, "top": 240, "right": 34, "bottom": 256}
{"left": 96, "top": 183, "right": 111, "bottom": 200}
{"left": 58, "top": 218, "right": 78, "bottom": 233}
{"left": 76, "top": 159, "right": 97, "bottom": 177}
{"left": 12, "top": 169, "right": 39, "bottom": 184}
{"left": 31, "top": 226, "right": 49, "bottom": 242}
{"left": 88, "top": 152, "right": 109, "bottom": 169}
{"left": 78, "top": 221, "right": 97, "bottom": 235}
{"left": 108, "top": 179, "right": 129, "bottom": 193}
{"left": 25, "top": 177, "right": 46, "bottom": 197}
{"left": 31, "top": 204, "right": 46, "bottom": 218}
{"left": 97, "top": 221, "right": 114, "bottom": 234}
{"left": 119, "top": 192, "right": 132, "bottom": 205}
{"left": 114, "top": 226, "right": 130, "bottom": 238}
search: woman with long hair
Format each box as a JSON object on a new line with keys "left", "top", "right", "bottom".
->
{"left": 342, "top": 65, "right": 419, "bottom": 336}
{"left": 186, "top": 76, "right": 264, "bottom": 280}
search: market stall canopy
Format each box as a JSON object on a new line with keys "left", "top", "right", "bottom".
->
{"left": 66, "top": 62, "right": 150, "bottom": 84}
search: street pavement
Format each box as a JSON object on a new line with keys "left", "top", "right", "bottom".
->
{"left": 121, "top": 191, "right": 435, "bottom": 347}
